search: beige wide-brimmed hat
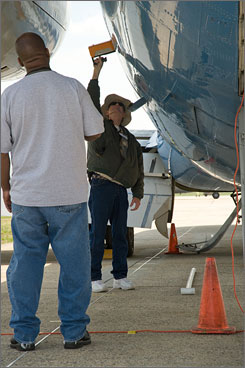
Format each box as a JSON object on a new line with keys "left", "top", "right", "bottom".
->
{"left": 101, "top": 94, "right": 132, "bottom": 126}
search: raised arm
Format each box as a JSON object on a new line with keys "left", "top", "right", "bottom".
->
{"left": 92, "top": 56, "right": 104, "bottom": 80}
{"left": 87, "top": 57, "right": 104, "bottom": 113}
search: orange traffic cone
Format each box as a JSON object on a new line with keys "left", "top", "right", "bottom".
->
{"left": 192, "top": 257, "right": 236, "bottom": 334}
{"left": 165, "top": 223, "right": 182, "bottom": 254}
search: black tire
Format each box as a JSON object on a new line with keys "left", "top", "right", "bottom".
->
{"left": 104, "top": 225, "right": 134, "bottom": 257}
{"left": 127, "top": 227, "right": 134, "bottom": 257}
{"left": 105, "top": 225, "right": 112, "bottom": 248}
{"left": 212, "top": 192, "right": 220, "bottom": 199}
{"left": 168, "top": 177, "right": 175, "bottom": 223}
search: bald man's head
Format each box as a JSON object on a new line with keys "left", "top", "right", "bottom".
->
{"left": 15, "top": 32, "right": 50, "bottom": 71}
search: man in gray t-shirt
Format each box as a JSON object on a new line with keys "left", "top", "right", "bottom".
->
{"left": 1, "top": 32, "right": 104, "bottom": 351}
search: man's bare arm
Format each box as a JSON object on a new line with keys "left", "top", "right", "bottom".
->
{"left": 85, "top": 133, "right": 101, "bottom": 142}
{"left": 1, "top": 153, "right": 10, "bottom": 191}
{"left": 1, "top": 153, "right": 12, "bottom": 212}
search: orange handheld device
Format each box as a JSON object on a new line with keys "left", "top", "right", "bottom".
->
{"left": 88, "top": 38, "right": 117, "bottom": 63}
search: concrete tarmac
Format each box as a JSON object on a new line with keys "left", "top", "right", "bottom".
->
{"left": 1, "top": 196, "right": 244, "bottom": 368}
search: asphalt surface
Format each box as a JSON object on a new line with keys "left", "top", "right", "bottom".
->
{"left": 1, "top": 196, "right": 244, "bottom": 367}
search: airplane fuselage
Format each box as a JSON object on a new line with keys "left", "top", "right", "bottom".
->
{"left": 101, "top": 1, "right": 243, "bottom": 191}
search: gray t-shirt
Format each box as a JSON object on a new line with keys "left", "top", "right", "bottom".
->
{"left": 1, "top": 70, "right": 104, "bottom": 206}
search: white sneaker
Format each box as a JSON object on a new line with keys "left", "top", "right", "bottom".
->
{"left": 113, "top": 278, "right": 135, "bottom": 290}
{"left": 92, "top": 280, "right": 108, "bottom": 293}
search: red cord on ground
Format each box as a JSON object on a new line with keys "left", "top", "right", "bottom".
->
{"left": 231, "top": 92, "right": 244, "bottom": 313}
{"left": 1, "top": 329, "right": 244, "bottom": 336}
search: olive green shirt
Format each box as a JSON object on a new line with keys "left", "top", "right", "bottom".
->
{"left": 87, "top": 79, "right": 144, "bottom": 199}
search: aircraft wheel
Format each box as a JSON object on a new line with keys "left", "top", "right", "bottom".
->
{"left": 105, "top": 225, "right": 134, "bottom": 257}
{"left": 105, "top": 225, "right": 112, "bottom": 249}
{"left": 127, "top": 227, "right": 134, "bottom": 257}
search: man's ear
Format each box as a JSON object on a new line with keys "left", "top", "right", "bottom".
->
{"left": 17, "top": 57, "right": 24, "bottom": 67}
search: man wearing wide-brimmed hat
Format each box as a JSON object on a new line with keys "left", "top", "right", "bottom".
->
{"left": 87, "top": 57, "right": 144, "bottom": 293}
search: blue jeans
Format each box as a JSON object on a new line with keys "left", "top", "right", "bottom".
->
{"left": 89, "top": 178, "right": 129, "bottom": 281}
{"left": 7, "top": 202, "right": 91, "bottom": 344}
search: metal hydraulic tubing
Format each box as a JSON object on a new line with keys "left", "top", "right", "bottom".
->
{"left": 179, "top": 200, "right": 241, "bottom": 253}
{"left": 128, "top": 97, "right": 148, "bottom": 112}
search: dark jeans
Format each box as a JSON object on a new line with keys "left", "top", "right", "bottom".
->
{"left": 89, "top": 178, "right": 129, "bottom": 281}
